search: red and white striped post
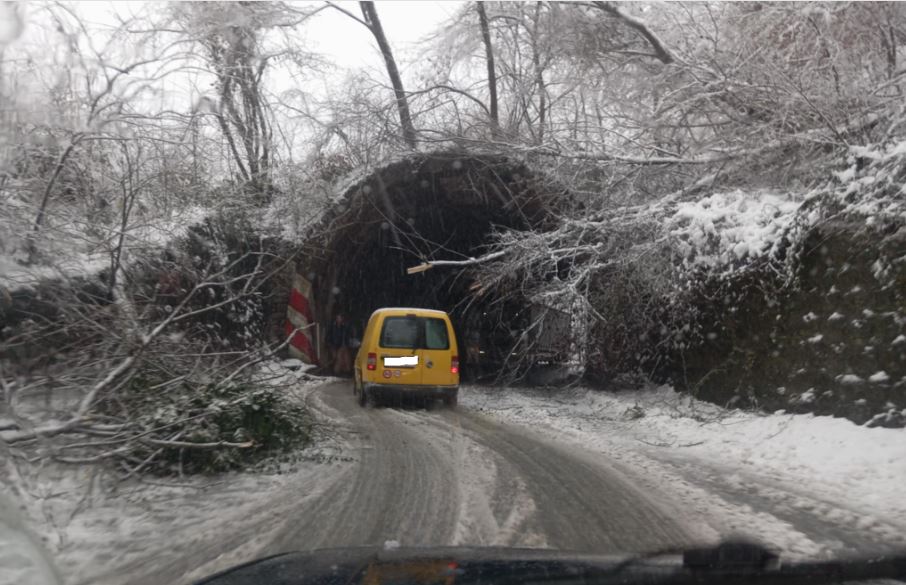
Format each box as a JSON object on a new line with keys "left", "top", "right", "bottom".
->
{"left": 285, "top": 273, "right": 319, "bottom": 364}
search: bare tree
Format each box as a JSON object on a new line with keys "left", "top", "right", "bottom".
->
{"left": 476, "top": 2, "right": 500, "bottom": 139}
{"left": 0, "top": 3, "right": 203, "bottom": 273}
{"left": 28, "top": 26, "right": 178, "bottom": 232}
{"left": 175, "top": 3, "right": 276, "bottom": 204}
{"left": 358, "top": 1, "right": 417, "bottom": 148}
{"left": 0, "top": 3, "right": 324, "bottom": 477}
{"left": 327, "top": 1, "right": 417, "bottom": 149}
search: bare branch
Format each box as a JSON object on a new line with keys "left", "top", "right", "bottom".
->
{"left": 588, "top": 2, "right": 674, "bottom": 64}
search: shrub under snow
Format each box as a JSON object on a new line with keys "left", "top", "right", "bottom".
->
{"left": 668, "top": 189, "right": 801, "bottom": 269}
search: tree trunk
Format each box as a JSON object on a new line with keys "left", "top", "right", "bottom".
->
{"left": 533, "top": 50, "right": 546, "bottom": 145}
{"left": 531, "top": 2, "right": 546, "bottom": 146}
{"left": 476, "top": 2, "right": 500, "bottom": 140}
{"left": 32, "top": 135, "right": 82, "bottom": 236}
{"left": 360, "top": 1, "right": 417, "bottom": 149}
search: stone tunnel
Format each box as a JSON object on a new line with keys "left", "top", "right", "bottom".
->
{"left": 297, "top": 149, "right": 570, "bottom": 372}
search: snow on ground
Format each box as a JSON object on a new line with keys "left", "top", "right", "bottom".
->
{"left": 5, "top": 372, "right": 905, "bottom": 583}
{"left": 0, "top": 203, "right": 210, "bottom": 289}
{"left": 460, "top": 383, "right": 906, "bottom": 559}
{"left": 0, "top": 490, "right": 62, "bottom": 585}
{"left": 0, "top": 369, "right": 351, "bottom": 585}
{"left": 0, "top": 252, "right": 109, "bottom": 290}
{"left": 449, "top": 436, "right": 542, "bottom": 548}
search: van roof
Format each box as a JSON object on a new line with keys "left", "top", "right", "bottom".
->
{"left": 370, "top": 307, "right": 449, "bottom": 317}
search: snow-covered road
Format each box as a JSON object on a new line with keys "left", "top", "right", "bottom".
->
{"left": 287, "top": 381, "right": 905, "bottom": 563}
{"left": 460, "top": 384, "right": 906, "bottom": 560}
{"left": 266, "top": 380, "right": 695, "bottom": 556}
{"left": 7, "top": 377, "right": 904, "bottom": 585}
{"left": 49, "top": 379, "right": 694, "bottom": 585}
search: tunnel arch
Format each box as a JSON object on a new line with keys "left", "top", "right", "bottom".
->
{"left": 300, "top": 149, "right": 571, "bottom": 367}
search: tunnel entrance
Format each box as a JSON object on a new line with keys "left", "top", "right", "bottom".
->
{"left": 300, "top": 150, "right": 569, "bottom": 378}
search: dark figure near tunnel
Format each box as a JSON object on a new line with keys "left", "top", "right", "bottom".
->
{"left": 327, "top": 313, "right": 355, "bottom": 377}
{"left": 463, "top": 310, "right": 483, "bottom": 382}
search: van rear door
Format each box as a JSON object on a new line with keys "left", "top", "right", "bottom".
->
{"left": 420, "top": 316, "right": 456, "bottom": 387}
{"left": 377, "top": 315, "right": 422, "bottom": 385}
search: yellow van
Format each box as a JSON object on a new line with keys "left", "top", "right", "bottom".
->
{"left": 353, "top": 308, "right": 460, "bottom": 407}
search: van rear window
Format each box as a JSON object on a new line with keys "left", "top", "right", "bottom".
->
{"left": 380, "top": 317, "right": 420, "bottom": 348}
{"left": 424, "top": 318, "right": 449, "bottom": 349}
{"left": 379, "top": 316, "right": 450, "bottom": 350}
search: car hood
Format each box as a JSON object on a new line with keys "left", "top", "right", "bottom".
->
{"left": 195, "top": 542, "right": 906, "bottom": 585}
{"left": 195, "top": 545, "right": 657, "bottom": 585}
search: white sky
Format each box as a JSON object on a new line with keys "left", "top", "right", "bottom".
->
{"left": 9, "top": 1, "right": 465, "bottom": 111}
{"left": 293, "top": 1, "right": 465, "bottom": 102}
{"left": 308, "top": 2, "right": 462, "bottom": 70}
{"left": 59, "top": 1, "right": 463, "bottom": 78}
{"left": 3, "top": 1, "right": 466, "bottom": 159}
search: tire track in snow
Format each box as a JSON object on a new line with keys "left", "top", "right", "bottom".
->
{"left": 275, "top": 382, "right": 695, "bottom": 556}
{"left": 650, "top": 453, "right": 906, "bottom": 557}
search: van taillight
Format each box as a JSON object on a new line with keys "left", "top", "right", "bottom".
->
{"left": 367, "top": 353, "right": 377, "bottom": 370}
{"left": 451, "top": 355, "right": 459, "bottom": 374}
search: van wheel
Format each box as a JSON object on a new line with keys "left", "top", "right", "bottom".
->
{"left": 444, "top": 393, "right": 458, "bottom": 409}
{"left": 358, "top": 385, "right": 375, "bottom": 408}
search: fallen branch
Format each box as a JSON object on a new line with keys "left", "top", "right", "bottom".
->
{"left": 1, "top": 257, "right": 261, "bottom": 444}
{"left": 406, "top": 250, "right": 509, "bottom": 274}
{"left": 141, "top": 438, "right": 254, "bottom": 450}
{"left": 637, "top": 438, "right": 705, "bottom": 448}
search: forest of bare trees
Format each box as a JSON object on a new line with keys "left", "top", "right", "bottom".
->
{"left": 2, "top": 1, "right": 906, "bottom": 472}
{"left": 4, "top": 1, "right": 902, "bottom": 242}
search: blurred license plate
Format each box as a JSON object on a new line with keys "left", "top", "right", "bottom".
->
{"left": 384, "top": 356, "right": 418, "bottom": 367}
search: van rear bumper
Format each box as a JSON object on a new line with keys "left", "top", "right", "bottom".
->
{"left": 363, "top": 383, "right": 458, "bottom": 401}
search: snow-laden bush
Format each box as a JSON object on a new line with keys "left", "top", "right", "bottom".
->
{"left": 111, "top": 375, "right": 311, "bottom": 474}
{"left": 464, "top": 181, "right": 808, "bottom": 384}
{"left": 668, "top": 190, "right": 800, "bottom": 269}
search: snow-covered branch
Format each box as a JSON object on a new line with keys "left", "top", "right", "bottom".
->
{"left": 588, "top": 1, "right": 674, "bottom": 64}
{"left": 407, "top": 250, "right": 509, "bottom": 273}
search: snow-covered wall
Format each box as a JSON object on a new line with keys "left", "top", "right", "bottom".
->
{"left": 673, "top": 148, "right": 906, "bottom": 427}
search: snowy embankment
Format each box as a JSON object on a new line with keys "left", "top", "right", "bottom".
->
{"left": 1, "top": 368, "right": 351, "bottom": 585}
{"left": 461, "top": 384, "right": 906, "bottom": 558}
